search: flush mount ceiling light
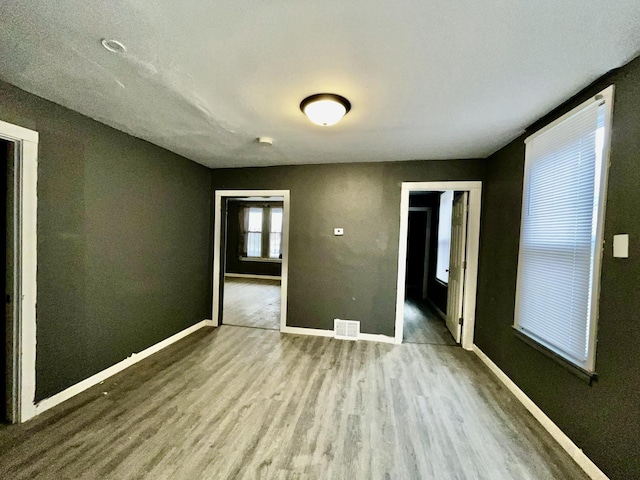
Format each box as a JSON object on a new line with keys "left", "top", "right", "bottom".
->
{"left": 101, "top": 38, "right": 127, "bottom": 53}
{"left": 300, "top": 93, "right": 351, "bottom": 126}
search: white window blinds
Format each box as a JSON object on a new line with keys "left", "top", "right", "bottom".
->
{"left": 514, "top": 87, "right": 613, "bottom": 372}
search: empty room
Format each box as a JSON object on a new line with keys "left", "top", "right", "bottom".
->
{"left": 0, "top": 1, "right": 639, "bottom": 479}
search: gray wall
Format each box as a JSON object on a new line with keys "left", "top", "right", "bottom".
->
{"left": 212, "top": 160, "right": 484, "bottom": 336}
{"left": 0, "top": 81, "right": 213, "bottom": 402}
{"left": 475, "top": 55, "right": 640, "bottom": 480}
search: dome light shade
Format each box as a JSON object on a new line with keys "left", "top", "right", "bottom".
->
{"left": 300, "top": 94, "right": 351, "bottom": 126}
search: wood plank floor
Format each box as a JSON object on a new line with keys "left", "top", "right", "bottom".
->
{"left": 0, "top": 326, "right": 588, "bottom": 479}
{"left": 223, "top": 277, "right": 281, "bottom": 330}
{"left": 403, "top": 297, "right": 456, "bottom": 345}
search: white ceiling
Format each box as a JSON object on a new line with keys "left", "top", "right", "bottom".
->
{"left": 1, "top": 1, "right": 639, "bottom": 168}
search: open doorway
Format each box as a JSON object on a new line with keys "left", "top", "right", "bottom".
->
{"left": 395, "top": 182, "right": 482, "bottom": 349}
{"left": 402, "top": 192, "right": 456, "bottom": 345}
{"left": 222, "top": 197, "right": 283, "bottom": 330}
{"left": 0, "top": 120, "right": 38, "bottom": 424}
{"left": 212, "top": 190, "right": 290, "bottom": 332}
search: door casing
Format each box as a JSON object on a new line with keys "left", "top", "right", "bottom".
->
{"left": 0, "top": 120, "right": 38, "bottom": 423}
{"left": 212, "top": 190, "right": 290, "bottom": 331}
{"left": 395, "top": 181, "right": 482, "bottom": 349}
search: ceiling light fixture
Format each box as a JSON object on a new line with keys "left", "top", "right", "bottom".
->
{"left": 101, "top": 38, "right": 127, "bottom": 54}
{"left": 300, "top": 93, "right": 351, "bottom": 126}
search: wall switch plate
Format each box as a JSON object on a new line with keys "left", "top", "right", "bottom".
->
{"left": 334, "top": 228, "right": 344, "bottom": 236}
{"left": 613, "top": 234, "right": 629, "bottom": 258}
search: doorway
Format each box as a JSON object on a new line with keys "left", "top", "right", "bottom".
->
{"left": 212, "top": 190, "right": 290, "bottom": 332}
{"left": 0, "top": 119, "right": 38, "bottom": 424}
{"left": 395, "top": 182, "right": 482, "bottom": 349}
{"left": 0, "top": 121, "right": 38, "bottom": 423}
{"left": 221, "top": 196, "right": 283, "bottom": 330}
{"left": 402, "top": 192, "right": 456, "bottom": 345}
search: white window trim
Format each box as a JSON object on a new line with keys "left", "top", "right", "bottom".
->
{"left": 514, "top": 85, "right": 615, "bottom": 374}
{"left": 241, "top": 203, "right": 283, "bottom": 260}
{"left": 239, "top": 256, "right": 282, "bottom": 263}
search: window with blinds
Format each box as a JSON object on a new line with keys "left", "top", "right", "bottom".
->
{"left": 514, "top": 85, "right": 614, "bottom": 373}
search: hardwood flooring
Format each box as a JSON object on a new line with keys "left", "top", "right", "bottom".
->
{"left": 404, "top": 297, "right": 456, "bottom": 346}
{"left": 0, "top": 326, "right": 588, "bottom": 479}
{"left": 223, "top": 277, "right": 281, "bottom": 330}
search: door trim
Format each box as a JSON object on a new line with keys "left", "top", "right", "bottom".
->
{"left": 0, "top": 120, "right": 38, "bottom": 422}
{"left": 394, "top": 181, "right": 482, "bottom": 349}
{"left": 212, "top": 190, "right": 290, "bottom": 332}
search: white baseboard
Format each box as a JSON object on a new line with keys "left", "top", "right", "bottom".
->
{"left": 33, "top": 320, "right": 215, "bottom": 417}
{"left": 359, "top": 333, "right": 396, "bottom": 344}
{"left": 472, "top": 345, "right": 609, "bottom": 480}
{"left": 281, "top": 326, "right": 395, "bottom": 344}
{"left": 225, "top": 273, "right": 281, "bottom": 280}
{"left": 281, "top": 326, "right": 334, "bottom": 338}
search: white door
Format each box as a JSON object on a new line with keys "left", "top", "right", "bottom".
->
{"left": 446, "top": 192, "right": 468, "bottom": 342}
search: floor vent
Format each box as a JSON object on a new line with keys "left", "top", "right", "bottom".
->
{"left": 334, "top": 319, "right": 360, "bottom": 341}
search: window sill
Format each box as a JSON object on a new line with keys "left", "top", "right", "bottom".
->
{"left": 239, "top": 256, "right": 282, "bottom": 264}
{"left": 435, "top": 278, "right": 449, "bottom": 287}
{"left": 511, "top": 327, "right": 598, "bottom": 385}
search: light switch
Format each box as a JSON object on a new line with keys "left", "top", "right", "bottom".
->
{"left": 334, "top": 228, "right": 344, "bottom": 236}
{"left": 613, "top": 234, "right": 629, "bottom": 258}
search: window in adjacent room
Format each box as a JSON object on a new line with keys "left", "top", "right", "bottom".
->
{"left": 514, "top": 85, "right": 614, "bottom": 374}
{"left": 239, "top": 204, "right": 283, "bottom": 261}
{"left": 435, "top": 190, "right": 454, "bottom": 283}
{"left": 246, "top": 207, "right": 263, "bottom": 257}
{"left": 269, "top": 207, "right": 283, "bottom": 259}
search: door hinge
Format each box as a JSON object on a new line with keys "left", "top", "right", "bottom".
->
{"left": 462, "top": 261, "right": 467, "bottom": 269}
{"left": 458, "top": 317, "right": 464, "bottom": 326}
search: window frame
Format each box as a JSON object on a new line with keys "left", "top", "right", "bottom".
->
{"left": 239, "top": 203, "right": 284, "bottom": 263}
{"left": 513, "top": 85, "right": 615, "bottom": 374}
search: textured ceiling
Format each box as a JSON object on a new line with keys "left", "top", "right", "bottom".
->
{"left": 1, "top": 1, "right": 639, "bottom": 168}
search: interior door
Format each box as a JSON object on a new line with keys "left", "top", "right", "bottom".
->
{"left": 445, "top": 192, "right": 468, "bottom": 343}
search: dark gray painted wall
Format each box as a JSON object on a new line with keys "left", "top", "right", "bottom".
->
{"left": 1, "top": 139, "right": 7, "bottom": 420}
{"left": 0, "top": 80, "right": 213, "bottom": 401}
{"left": 225, "top": 200, "right": 282, "bottom": 276}
{"left": 405, "top": 210, "right": 428, "bottom": 291}
{"left": 212, "top": 160, "right": 484, "bottom": 336}
{"left": 475, "top": 55, "right": 640, "bottom": 480}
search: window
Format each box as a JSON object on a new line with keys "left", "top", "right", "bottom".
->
{"left": 435, "top": 190, "right": 453, "bottom": 283}
{"left": 514, "top": 86, "right": 613, "bottom": 373}
{"left": 239, "top": 204, "right": 283, "bottom": 261}
{"left": 246, "top": 207, "right": 263, "bottom": 257}
{"left": 269, "top": 207, "right": 283, "bottom": 258}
